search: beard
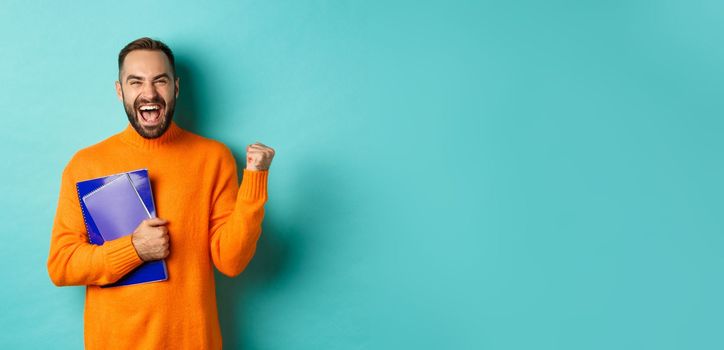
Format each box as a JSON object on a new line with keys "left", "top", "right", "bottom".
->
{"left": 121, "top": 89, "right": 176, "bottom": 139}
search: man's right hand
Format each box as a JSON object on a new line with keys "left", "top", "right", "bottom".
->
{"left": 131, "top": 218, "right": 170, "bottom": 261}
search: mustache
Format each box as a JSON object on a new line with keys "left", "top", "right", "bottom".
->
{"left": 134, "top": 97, "right": 166, "bottom": 109}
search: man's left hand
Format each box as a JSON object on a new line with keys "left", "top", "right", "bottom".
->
{"left": 246, "top": 142, "right": 275, "bottom": 171}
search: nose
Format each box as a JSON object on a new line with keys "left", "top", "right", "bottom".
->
{"left": 140, "top": 81, "right": 159, "bottom": 100}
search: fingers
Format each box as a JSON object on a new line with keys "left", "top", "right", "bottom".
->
{"left": 144, "top": 218, "right": 169, "bottom": 227}
{"left": 247, "top": 146, "right": 275, "bottom": 159}
{"left": 247, "top": 143, "right": 275, "bottom": 153}
{"left": 132, "top": 218, "right": 171, "bottom": 261}
{"left": 245, "top": 141, "right": 275, "bottom": 171}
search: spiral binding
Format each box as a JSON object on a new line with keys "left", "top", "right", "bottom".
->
{"left": 76, "top": 184, "right": 94, "bottom": 244}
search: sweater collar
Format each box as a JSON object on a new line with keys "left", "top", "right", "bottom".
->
{"left": 118, "top": 121, "right": 184, "bottom": 151}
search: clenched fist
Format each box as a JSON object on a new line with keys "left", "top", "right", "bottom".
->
{"left": 131, "top": 218, "right": 170, "bottom": 262}
{"left": 246, "top": 142, "right": 275, "bottom": 171}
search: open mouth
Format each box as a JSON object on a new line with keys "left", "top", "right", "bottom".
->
{"left": 137, "top": 104, "right": 164, "bottom": 126}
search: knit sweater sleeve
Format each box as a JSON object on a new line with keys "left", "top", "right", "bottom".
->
{"left": 46, "top": 161, "right": 144, "bottom": 286}
{"left": 209, "top": 147, "right": 268, "bottom": 277}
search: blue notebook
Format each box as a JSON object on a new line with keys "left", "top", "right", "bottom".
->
{"left": 76, "top": 169, "right": 168, "bottom": 288}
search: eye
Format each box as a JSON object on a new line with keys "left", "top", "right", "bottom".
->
{"left": 129, "top": 81, "right": 141, "bottom": 86}
{"left": 154, "top": 80, "right": 168, "bottom": 85}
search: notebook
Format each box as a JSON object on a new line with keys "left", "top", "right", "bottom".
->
{"left": 76, "top": 169, "right": 168, "bottom": 288}
{"left": 83, "top": 174, "right": 152, "bottom": 241}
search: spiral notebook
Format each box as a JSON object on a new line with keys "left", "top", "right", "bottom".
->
{"left": 76, "top": 169, "right": 168, "bottom": 288}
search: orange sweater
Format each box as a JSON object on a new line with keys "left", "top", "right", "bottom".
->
{"left": 47, "top": 122, "right": 268, "bottom": 349}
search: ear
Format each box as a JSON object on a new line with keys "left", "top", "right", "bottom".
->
{"left": 174, "top": 76, "right": 180, "bottom": 98}
{"left": 115, "top": 81, "right": 123, "bottom": 102}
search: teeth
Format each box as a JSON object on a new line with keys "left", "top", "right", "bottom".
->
{"left": 139, "top": 105, "right": 160, "bottom": 111}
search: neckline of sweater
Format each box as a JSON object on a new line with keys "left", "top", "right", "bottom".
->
{"left": 117, "top": 121, "right": 184, "bottom": 151}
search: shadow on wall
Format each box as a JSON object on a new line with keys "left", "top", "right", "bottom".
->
{"left": 174, "top": 57, "right": 334, "bottom": 348}
{"left": 173, "top": 61, "right": 201, "bottom": 133}
{"left": 213, "top": 158, "right": 341, "bottom": 349}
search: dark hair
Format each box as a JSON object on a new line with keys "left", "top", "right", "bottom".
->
{"left": 118, "top": 37, "right": 176, "bottom": 78}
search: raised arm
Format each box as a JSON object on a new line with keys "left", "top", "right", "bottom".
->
{"left": 209, "top": 143, "right": 273, "bottom": 277}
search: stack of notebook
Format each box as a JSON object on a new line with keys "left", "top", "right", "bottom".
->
{"left": 76, "top": 169, "right": 168, "bottom": 288}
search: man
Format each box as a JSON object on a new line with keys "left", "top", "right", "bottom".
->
{"left": 46, "top": 37, "right": 275, "bottom": 349}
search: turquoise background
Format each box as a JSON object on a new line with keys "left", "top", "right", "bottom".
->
{"left": 1, "top": 0, "right": 723, "bottom": 348}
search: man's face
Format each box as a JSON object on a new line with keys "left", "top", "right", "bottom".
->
{"left": 115, "top": 50, "right": 179, "bottom": 139}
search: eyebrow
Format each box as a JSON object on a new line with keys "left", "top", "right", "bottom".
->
{"left": 126, "top": 73, "right": 171, "bottom": 82}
